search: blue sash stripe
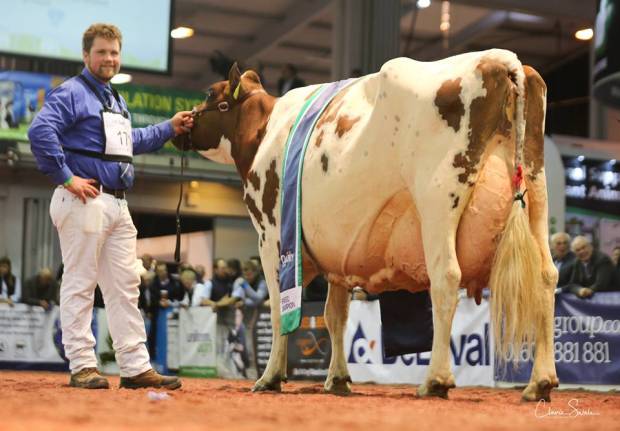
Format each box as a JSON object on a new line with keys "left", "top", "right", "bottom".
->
{"left": 279, "top": 78, "right": 356, "bottom": 334}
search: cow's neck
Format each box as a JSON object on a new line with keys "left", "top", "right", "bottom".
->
{"left": 227, "top": 94, "right": 276, "bottom": 184}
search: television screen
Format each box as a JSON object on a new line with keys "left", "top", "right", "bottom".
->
{"left": 1, "top": 0, "right": 173, "bottom": 74}
{"left": 593, "top": 0, "right": 620, "bottom": 107}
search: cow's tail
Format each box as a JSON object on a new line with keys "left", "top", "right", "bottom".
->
{"left": 488, "top": 60, "right": 544, "bottom": 366}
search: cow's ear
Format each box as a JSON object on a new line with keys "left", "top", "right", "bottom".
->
{"left": 228, "top": 62, "right": 242, "bottom": 100}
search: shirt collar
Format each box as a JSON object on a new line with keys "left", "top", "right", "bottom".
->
{"left": 81, "top": 67, "right": 113, "bottom": 94}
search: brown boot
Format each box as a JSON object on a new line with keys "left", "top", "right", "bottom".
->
{"left": 119, "top": 369, "right": 182, "bottom": 390}
{"left": 69, "top": 367, "right": 110, "bottom": 389}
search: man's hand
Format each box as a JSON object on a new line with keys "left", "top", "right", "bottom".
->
{"left": 577, "top": 287, "right": 593, "bottom": 298}
{"left": 65, "top": 176, "right": 99, "bottom": 203}
{"left": 39, "top": 300, "right": 50, "bottom": 310}
{"left": 171, "top": 111, "right": 194, "bottom": 136}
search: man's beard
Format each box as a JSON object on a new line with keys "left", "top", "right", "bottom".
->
{"left": 90, "top": 62, "right": 119, "bottom": 82}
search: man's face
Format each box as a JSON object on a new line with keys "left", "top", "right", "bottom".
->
{"left": 573, "top": 242, "right": 593, "bottom": 263}
{"left": 83, "top": 36, "right": 121, "bottom": 83}
{"left": 243, "top": 267, "right": 257, "bottom": 283}
{"left": 0, "top": 263, "right": 8, "bottom": 276}
{"left": 155, "top": 264, "right": 168, "bottom": 281}
{"left": 552, "top": 237, "right": 569, "bottom": 258}
{"left": 214, "top": 261, "right": 228, "bottom": 279}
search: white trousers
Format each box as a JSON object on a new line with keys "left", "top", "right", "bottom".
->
{"left": 50, "top": 187, "right": 150, "bottom": 377}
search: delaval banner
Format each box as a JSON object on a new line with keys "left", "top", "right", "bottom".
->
{"left": 346, "top": 298, "right": 494, "bottom": 386}
{"left": 0, "top": 304, "right": 67, "bottom": 370}
{"left": 498, "top": 292, "right": 620, "bottom": 385}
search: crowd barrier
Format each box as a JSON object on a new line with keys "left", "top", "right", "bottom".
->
{"left": 1, "top": 293, "right": 619, "bottom": 389}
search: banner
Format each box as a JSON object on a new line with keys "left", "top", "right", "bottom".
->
{"left": 286, "top": 302, "right": 331, "bottom": 380}
{"left": 254, "top": 306, "right": 273, "bottom": 378}
{"left": 0, "top": 70, "right": 204, "bottom": 157}
{"left": 95, "top": 308, "right": 120, "bottom": 375}
{"left": 178, "top": 307, "right": 217, "bottom": 377}
{"left": 0, "top": 304, "right": 67, "bottom": 370}
{"left": 346, "top": 298, "right": 494, "bottom": 386}
{"left": 498, "top": 292, "right": 620, "bottom": 385}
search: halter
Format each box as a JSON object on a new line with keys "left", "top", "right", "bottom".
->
{"left": 174, "top": 87, "right": 267, "bottom": 262}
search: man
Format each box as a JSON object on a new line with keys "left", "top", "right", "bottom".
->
{"left": 563, "top": 236, "right": 615, "bottom": 298}
{"left": 0, "top": 256, "right": 20, "bottom": 305}
{"left": 21, "top": 268, "right": 59, "bottom": 310}
{"left": 28, "top": 23, "right": 192, "bottom": 390}
{"left": 550, "top": 232, "right": 576, "bottom": 288}
{"left": 277, "top": 64, "right": 306, "bottom": 96}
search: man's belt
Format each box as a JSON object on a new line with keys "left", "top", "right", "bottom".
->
{"left": 94, "top": 182, "right": 126, "bottom": 199}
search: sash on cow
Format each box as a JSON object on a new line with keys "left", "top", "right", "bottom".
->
{"left": 279, "top": 78, "right": 356, "bottom": 335}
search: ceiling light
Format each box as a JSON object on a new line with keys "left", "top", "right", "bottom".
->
{"left": 171, "top": 26, "right": 195, "bottom": 39}
{"left": 575, "top": 28, "right": 593, "bottom": 41}
{"left": 416, "top": 0, "right": 431, "bottom": 8}
{"left": 111, "top": 73, "right": 132, "bottom": 84}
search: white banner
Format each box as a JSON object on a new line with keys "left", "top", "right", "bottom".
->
{"left": 95, "top": 308, "right": 120, "bottom": 374}
{"left": 345, "top": 297, "right": 494, "bottom": 387}
{"left": 178, "top": 307, "right": 217, "bottom": 377}
{"left": 0, "top": 303, "right": 65, "bottom": 364}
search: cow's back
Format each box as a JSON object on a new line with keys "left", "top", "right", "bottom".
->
{"left": 249, "top": 49, "right": 526, "bottom": 294}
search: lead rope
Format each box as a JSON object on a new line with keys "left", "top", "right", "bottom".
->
{"left": 174, "top": 113, "right": 195, "bottom": 263}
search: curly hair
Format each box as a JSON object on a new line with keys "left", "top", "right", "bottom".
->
{"left": 82, "top": 23, "right": 123, "bottom": 53}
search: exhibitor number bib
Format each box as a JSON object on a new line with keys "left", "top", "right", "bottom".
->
{"left": 103, "top": 111, "right": 133, "bottom": 159}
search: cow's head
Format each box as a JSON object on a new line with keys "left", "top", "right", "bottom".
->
{"left": 172, "top": 62, "right": 269, "bottom": 168}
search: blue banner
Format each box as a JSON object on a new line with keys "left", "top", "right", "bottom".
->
{"left": 279, "top": 78, "right": 355, "bottom": 334}
{"left": 497, "top": 292, "right": 620, "bottom": 384}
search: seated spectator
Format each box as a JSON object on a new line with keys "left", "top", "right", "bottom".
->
{"left": 0, "top": 256, "right": 21, "bottom": 305}
{"left": 550, "top": 232, "right": 576, "bottom": 287}
{"left": 563, "top": 236, "right": 616, "bottom": 298}
{"left": 21, "top": 267, "right": 59, "bottom": 310}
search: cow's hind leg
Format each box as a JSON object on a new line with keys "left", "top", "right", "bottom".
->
{"left": 253, "top": 245, "right": 288, "bottom": 392}
{"left": 416, "top": 213, "right": 462, "bottom": 398}
{"left": 323, "top": 280, "right": 352, "bottom": 395}
{"left": 521, "top": 66, "right": 559, "bottom": 402}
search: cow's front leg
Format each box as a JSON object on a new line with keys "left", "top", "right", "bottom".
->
{"left": 323, "top": 281, "right": 351, "bottom": 395}
{"left": 417, "top": 227, "right": 460, "bottom": 399}
{"left": 253, "top": 250, "right": 288, "bottom": 392}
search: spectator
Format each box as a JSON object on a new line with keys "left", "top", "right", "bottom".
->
{"left": 0, "top": 256, "right": 21, "bottom": 305}
{"left": 178, "top": 270, "right": 198, "bottom": 308}
{"left": 613, "top": 246, "right": 620, "bottom": 289}
{"left": 612, "top": 246, "right": 620, "bottom": 266}
{"left": 550, "top": 232, "right": 576, "bottom": 287}
{"left": 140, "top": 253, "right": 155, "bottom": 273}
{"left": 277, "top": 64, "right": 305, "bottom": 96}
{"left": 21, "top": 267, "right": 59, "bottom": 310}
{"left": 238, "top": 260, "right": 268, "bottom": 308}
{"left": 194, "top": 264, "right": 206, "bottom": 284}
{"left": 138, "top": 271, "right": 155, "bottom": 312}
{"left": 146, "top": 262, "right": 182, "bottom": 357}
{"left": 151, "top": 263, "right": 183, "bottom": 304}
{"left": 192, "top": 259, "right": 234, "bottom": 309}
{"left": 563, "top": 236, "right": 616, "bottom": 298}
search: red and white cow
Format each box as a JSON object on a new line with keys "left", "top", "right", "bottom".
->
{"left": 174, "top": 49, "right": 559, "bottom": 401}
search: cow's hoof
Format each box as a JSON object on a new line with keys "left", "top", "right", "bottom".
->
{"left": 324, "top": 375, "right": 352, "bottom": 395}
{"left": 252, "top": 378, "right": 282, "bottom": 392}
{"left": 416, "top": 379, "right": 455, "bottom": 399}
{"left": 521, "top": 378, "right": 559, "bottom": 402}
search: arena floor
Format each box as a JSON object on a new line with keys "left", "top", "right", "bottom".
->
{"left": 0, "top": 371, "right": 618, "bottom": 431}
